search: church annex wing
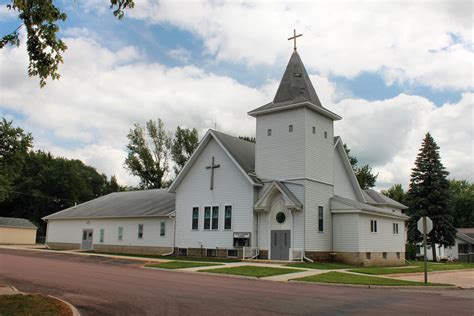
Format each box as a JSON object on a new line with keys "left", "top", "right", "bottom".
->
{"left": 168, "top": 130, "right": 262, "bottom": 193}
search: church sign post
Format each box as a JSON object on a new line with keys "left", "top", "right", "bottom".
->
{"left": 417, "top": 216, "right": 433, "bottom": 284}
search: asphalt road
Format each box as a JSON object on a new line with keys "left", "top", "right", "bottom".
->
{"left": 1, "top": 249, "right": 473, "bottom": 315}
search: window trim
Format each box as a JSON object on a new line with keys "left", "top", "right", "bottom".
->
{"left": 312, "top": 126, "right": 316, "bottom": 134}
{"left": 267, "top": 128, "right": 272, "bottom": 136}
{"left": 204, "top": 206, "right": 211, "bottom": 230}
{"left": 324, "top": 131, "right": 328, "bottom": 139}
{"left": 393, "top": 222, "right": 399, "bottom": 235}
{"left": 192, "top": 207, "right": 199, "bottom": 230}
{"left": 99, "top": 228, "right": 105, "bottom": 243}
{"left": 224, "top": 205, "right": 232, "bottom": 230}
{"left": 160, "top": 221, "right": 166, "bottom": 237}
{"left": 118, "top": 226, "right": 123, "bottom": 241}
{"left": 370, "top": 219, "right": 378, "bottom": 233}
{"left": 318, "top": 206, "right": 324, "bottom": 232}
{"left": 227, "top": 249, "right": 238, "bottom": 258}
{"left": 211, "top": 205, "right": 219, "bottom": 230}
{"left": 138, "top": 223, "right": 144, "bottom": 239}
{"left": 289, "top": 124, "right": 293, "bottom": 132}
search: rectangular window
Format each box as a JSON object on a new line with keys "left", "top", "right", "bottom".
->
{"left": 312, "top": 126, "right": 316, "bottom": 134}
{"left": 393, "top": 223, "right": 399, "bottom": 234}
{"left": 118, "top": 226, "right": 123, "bottom": 241}
{"left": 207, "top": 249, "right": 217, "bottom": 257}
{"left": 267, "top": 128, "right": 272, "bottom": 136}
{"left": 289, "top": 125, "right": 293, "bottom": 132}
{"left": 370, "top": 220, "right": 377, "bottom": 233}
{"left": 160, "top": 221, "right": 166, "bottom": 236}
{"left": 204, "top": 207, "right": 211, "bottom": 230}
{"left": 324, "top": 131, "right": 328, "bottom": 139}
{"left": 366, "top": 252, "right": 371, "bottom": 260}
{"left": 396, "top": 252, "right": 400, "bottom": 259}
{"left": 138, "top": 224, "right": 144, "bottom": 239}
{"left": 178, "top": 248, "right": 188, "bottom": 256}
{"left": 212, "top": 206, "right": 219, "bottom": 230}
{"left": 383, "top": 252, "right": 387, "bottom": 260}
{"left": 99, "top": 228, "right": 104, "bottom": 243}
{"left": 224, "top": 205, "right": 232, "bottom": 230}
{"left": 192, "top": 207, "right": 199, "bottom": 230}
{"left": 318, "top": 206, "right": 324, "bottom": 232}
{"left": 227, "top": 249, "right": 238, "bottom": 258}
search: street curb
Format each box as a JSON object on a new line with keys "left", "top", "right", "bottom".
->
{"left": 384, "top": 268, "right": 474, "bottom": 277}
{"left": 288, "top": 280, "right": 460, "bottom": 290}
{"left": 48, "top": 295, "right": 81, "bottom": 316}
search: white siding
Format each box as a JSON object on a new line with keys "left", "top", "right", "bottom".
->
{"left": 333, "top": 213, "right": 359, "bottom": 252}
{"left": 358, "top": 214, "right": 405, "bottom": 252}
{"left": 174, "top": 138, "right": 255, "bottom": 249}
{"left": 305, "top": 108, "right": 334, "bottom": 184}
{"left": 46, "top": 217, "right": 174, "bottom": 247}
{"left": 333, "top": 149, "right": 358, "bottom": 200}
{"left": 285, "top": 181, "right": 305, "bottom": 250}
{"left": 304, "top": 180, "right": 333, "bottom": 251}
{"left": 255, "top": 108, "right": 306, "bottom": 180}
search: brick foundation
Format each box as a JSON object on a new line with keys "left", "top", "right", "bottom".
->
{"left": 93, "top": 244, "right": 172, "bottom": 255}
{"left": 258, "top": 250, "right": 268, "bottom": 259}
{"left": 174, "top": 247, "right": 243, "bottom": 259}
{"left": 46, "top": 242, "right": 81, "bottom": 250}
{"left": 332, "top": 252, "right": 405, "bottom": 266}
{"left": 304, "top": 251, "right": 332, "bottom": 262}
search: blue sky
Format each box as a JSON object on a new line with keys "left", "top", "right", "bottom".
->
{"left": 0, "top": 1, "right": 472, "bottom": 187}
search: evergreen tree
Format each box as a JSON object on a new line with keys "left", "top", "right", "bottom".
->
{"left": 406, "top": 133, "right": 456, "bottom": 261}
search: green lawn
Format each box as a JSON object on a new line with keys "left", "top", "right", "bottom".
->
{"left": 287, "top": 262, "right": 355, "bottom": 270}
{"left": 199, "top": 265, "right": 300, "bottom": 278}
{"left": 350, "top": 261, "right": 474, "bottom": 275}
{"left": 90, "top": 252, "right": 241, "bottom": 263}
{"left": 145, "top": 261, "right": 222, "bottom": 269}
{"left": 0, "top": 294, "right": 72, "bottom": 316}
{"left": 293, "top": 272, "right": 450, "bottom": 286}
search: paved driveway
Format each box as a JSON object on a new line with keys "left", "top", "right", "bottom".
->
{"left": 388, "top": 270, "right": 474, "bottom": 289}
{"left": 0, "top": 248, "right": 473, "bottom": 315}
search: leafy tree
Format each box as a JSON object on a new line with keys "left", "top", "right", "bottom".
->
{"left": 1, "top": 0, "right": 135, "bottom": 87}
{"left": 109, "top": 175, "right": 124, "bottom": 193}
{"left": 0, "top": 118, "right": 33, "bottom": 201}
{"left": 239, "top": 136, "right": 256, "bottom": 143}
{"left": 448, "top": 179, "right": 474, "bottom": 228}
{"left": 124, "top": 119, "right": 171, "bottom": 189}
{"left": 382, "top": 184, "right": 406, "bottom": 204}
{"left": 405, "top": 133, "right": 456, "bottom": 261}
{"left": 171, "top": 126, "right": 199, "bottom": 176}
{"left": 343, "top": 143, "right": 378, "bottom": 189}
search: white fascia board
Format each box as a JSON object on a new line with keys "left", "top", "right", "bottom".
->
{"left": 248, "top": 102, "right": 342, "bottom": 121}
{"left": 331, "top": 209, "right": 408, "bottom": 220}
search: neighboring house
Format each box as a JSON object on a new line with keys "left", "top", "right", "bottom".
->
{"left": 0, "top": 217, "right": 37, "bottom": 245}
{"left": 44, "top": 49, "right": 408, "bottom": 266}
{"left": 417, "top": 228, "right": 474, "bottom": 263}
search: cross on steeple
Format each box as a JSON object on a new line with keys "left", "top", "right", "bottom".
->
{"left": 288, "top": 29, "right": 302, "bottom": 51}
{"left": 205, "top": 156, "right": 220, "bottom": 190}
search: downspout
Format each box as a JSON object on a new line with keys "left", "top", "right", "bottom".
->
{"left": 162, "top": 213, "right": 176, "bottom": 256}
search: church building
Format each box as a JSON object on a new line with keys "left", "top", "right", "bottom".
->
{"left": 44, "top": 44, "right": 408, "bottom": 266}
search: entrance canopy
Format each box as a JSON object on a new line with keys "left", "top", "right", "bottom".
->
{"left": 254, "top": 181, "right": 302, "bottom": 212}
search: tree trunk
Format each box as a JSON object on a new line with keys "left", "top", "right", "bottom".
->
{"left": 431, "top": 241, "right": 437, "bottom": 262}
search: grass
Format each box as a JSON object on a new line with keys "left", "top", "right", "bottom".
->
{"left": 287, "top": 262, "right": 355, "bottom": 270}
{"left": 350, "top": 260, "right": 474, "bottom": 275}
{"left": 90, "top": 251, "right": 241, "bottom": 263}
{"left": 0, "top": 294, "right": 72, "bottom": 316}
{"left": 293, "top": 271, "right": 450, "bottom": 286}
{"left": 199, "top": 265, "right": 300, "bottom": 278}
{"left": 145, "top": 261, "right": 222, "bottom": 269}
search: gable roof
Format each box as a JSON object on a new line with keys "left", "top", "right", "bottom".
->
{"left": 457, "top": 228, "right": 474, "bottom": 244}
{"left": 331, "top": 195, "right": 408, "bottom": 220}
{"left": 364, "top": 189, "right": 408, "bottom": 209}
{"left": 0, "top": 217, "right": 37, "bottom": 229}
{"left": 254, "top": 181, "right": 302, "bottom": 212}
{"left": 43, "top": 189, "right": 175, "bottom": 220}
{"left": 168, "top": 129, "right": 262, "bottom": 192}
{"left": 248, "top": 51, "right": 341, "bottom": 121}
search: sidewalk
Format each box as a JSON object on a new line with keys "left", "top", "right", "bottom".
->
{"left": 386, "top": 270, "right": 474, "bottom": 289}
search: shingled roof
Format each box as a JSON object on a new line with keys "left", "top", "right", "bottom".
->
{"left": 248, "top": 51, "right": 341, "bottom": 120}
{"left": 0, "top": 217, "right": 37, "bottom": 229}
{"left": 43, "top": 189, "right": 175, "bottom": 220}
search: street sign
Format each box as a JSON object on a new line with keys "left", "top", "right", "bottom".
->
{"left": 417, "top": 216, "right": 433, "bottom": 234}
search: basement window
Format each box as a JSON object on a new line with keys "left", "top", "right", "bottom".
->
{"left": 178, "top": 248, "right": 188, "bottom": 256}
{"left": 383, "top": 252, "right": 387, "bottom": 260}
{"left": 366, "top": 252, "right": 371, "bottom": 260}
{"left": 227, "top": 249, "right": 238, "bottom": 258}
{"left": 396, "top": 252, "right": 400, "bottom": 259}
{"left": 207, "top": 249, "right": 217, "bottom": 257}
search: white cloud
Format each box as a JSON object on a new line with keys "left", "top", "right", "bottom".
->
{"left": 128, "top": 0, "right": 473, "bottom": 90}
{"left": 0, "top": 29, "right": 471, "bottom": 190}
{"left": 167, "top": 46, "right": 192, "bottom": 63}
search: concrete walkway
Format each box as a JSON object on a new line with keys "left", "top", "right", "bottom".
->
{"left": 387, "top": 270, "right": 474, "bottom": 289}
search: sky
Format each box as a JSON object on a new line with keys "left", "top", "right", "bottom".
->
{"left": 0, "top": 0, "right": 472, "bottom": 190}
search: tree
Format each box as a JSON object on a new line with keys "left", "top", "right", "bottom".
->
{"left": 382, "top": 184, "right": 406, "bottom": 204}
{"left": 0, "top": 118, "right": 33, "bottom": 202}
{"left": 171, "top": 126, "right": 199, "bottom": 176}
{"left": 124, "top": 119, "right": 171, "bottom": 189}
{"left": 343, "top": 143, "right": 378, "bottom": 189}
{"left": 448, "top": 179, "right": 474, "bottom": 228}
{"left": 405, "top": 133, "right": 456, "bottom": 261}
{"left": 1, "top": 0, "right": 135, "bottom": 87}
{"left": 109, "top": 175, "right": 124, "bottom": 193}
{"left": 238, "top": 136, "right": 256, "bottom": 143}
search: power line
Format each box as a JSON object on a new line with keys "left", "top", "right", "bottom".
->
{"left": 0, "top": 187, "right": 80, "bottom": 203}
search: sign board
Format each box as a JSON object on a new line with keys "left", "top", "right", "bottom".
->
{"left": 417, "top": 217, "right": 433, "bottom": 234}
{"left": 233, "top": 232, "right": 251, "bottom": 239}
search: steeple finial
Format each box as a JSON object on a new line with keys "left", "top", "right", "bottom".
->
{"left": 288, "top": 29, "right": 302, "bottom": 51}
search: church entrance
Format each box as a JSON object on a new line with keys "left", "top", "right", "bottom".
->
{"left": 271, "top": 230, "right": 290, "bottom": 260}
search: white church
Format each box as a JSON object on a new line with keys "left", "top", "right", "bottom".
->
{"left": 44, "top": 45, "right": 408, "bottom": 266}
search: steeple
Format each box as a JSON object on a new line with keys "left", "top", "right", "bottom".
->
{"left": 272, "top": 51, "right": 322, "bottom": 106}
